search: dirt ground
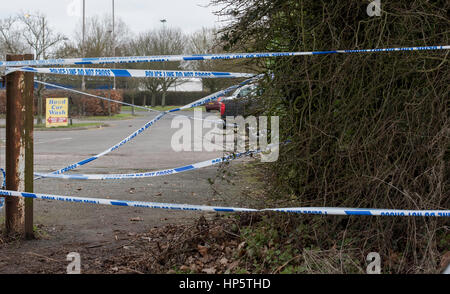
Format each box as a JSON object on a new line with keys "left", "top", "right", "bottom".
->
{"left": 0, "top": 161, "right": 269, "bottom": 274}
{"left": 0, "top": 113, "right": 274, "bottom": 274}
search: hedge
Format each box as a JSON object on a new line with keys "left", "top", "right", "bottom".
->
{"left": 0, "top": 89, "right": 123, "bottom": 116}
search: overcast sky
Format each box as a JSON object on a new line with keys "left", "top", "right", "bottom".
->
{"left": 0, "top": 0, "right": 222, "bottom": 37}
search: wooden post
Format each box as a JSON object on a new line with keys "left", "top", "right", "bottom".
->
{"left": 5, "top": 54, "right": 34, "bottom": 239}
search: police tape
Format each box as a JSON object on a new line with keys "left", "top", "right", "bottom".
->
{"left": 35, "top": 80, "right": 162, "bottom": 113}
{"left": 35, "top": 80, "right": 234, "bottom": 128}
{"left": 34, "top": 144, "right": 277, "bottom": 180}
{"left": 264, "top": 207, "right": 450, "bottom": 217}
{"left": 0, "top": 189, "right": 448, "bottom": 217}
{"left": 0, "top": 168, "right": 5, "bottom": 209}
{"left": 0, "top": 46, "right": 448, "bottom": 67}
{"left": 36, "top": 75, "right": 263, "bottom": 179}
{"left": 9, "top": 67, "right": 255, "bottom": 79}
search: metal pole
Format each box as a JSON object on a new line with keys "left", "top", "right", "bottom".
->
{"left": 37, "top": 17, "right": 45, "bottom": 125}
{"left": 81, "top": 0, "right": 86, "bottom": 90}
{"left": 5, "top": 54, "right": 34, "bottom": 238}
{"left": 112, "top": 0, "right": 116, "bottom": 90}
{"left": 42, "top": 17, "right": 45, "bottom": 58}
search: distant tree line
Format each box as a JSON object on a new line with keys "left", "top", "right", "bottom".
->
{"left": 0, "top": 13, "right": 248, "bottom": 107}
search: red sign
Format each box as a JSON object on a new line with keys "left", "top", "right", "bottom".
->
{"left": 47, "top": 117, "right": 68, "bottom": 124}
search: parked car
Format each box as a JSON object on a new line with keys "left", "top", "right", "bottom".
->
{"left": 220, "top": 84, "right": 260, "bottom": 127}
{"left": 205, "top": 96, "right": 224, "bottom": 112}
{"left": 226, "top": 84, "right": 260, "bottom": 101}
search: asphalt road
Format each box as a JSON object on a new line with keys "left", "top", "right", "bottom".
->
{"left": 0, "top": 111, "right": 252, "bottom": 244}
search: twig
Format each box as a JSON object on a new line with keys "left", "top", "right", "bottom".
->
{"left": 119, "top": 266, "right": 144, "bottom": 274}
{"left": 272, "top": 255, "right": 301, "bottom": 274}
{"left": 27, "top": 251, "right": 63, "bottom": 263}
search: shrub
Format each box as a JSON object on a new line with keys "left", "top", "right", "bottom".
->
{"left": 214, "top": 0, "right": 449, "bottom": 273}
{"left": 0, "top": 89, "right": 123, "bottom": 116}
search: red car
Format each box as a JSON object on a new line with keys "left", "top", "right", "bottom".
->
{"left": 205, "top": 97, "right": 223, "bottom": 112}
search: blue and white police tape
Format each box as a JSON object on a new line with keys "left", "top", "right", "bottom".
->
{"left": 170, "top": 74, "right": 263, "bottom": 112}
{"left": 35, "top": 111, "right": 165, "bottom": 179}
{"left": 34, "top": 143, "right": 277, "bottom": 180}
{"left": 9, "top": 67, "right": 255, "bottom": 79}
{"left": 36, "top": 75, "right": 263, "bottom": 179}
{"left": 267, "top": 207, "right": 450, "bottom": 217}
{"left": 0, "top": 189, "right": 448, "bottom": 217}
{"left": 0, "top": 168, "right": 5, "bottom": 210}
{"left": 34, "top": 80, "right": 241, "bottom": 129}
{"left": 35, "top": 80, "right": 162, "bottom": 113}
{"left": 0, "top": 189, "right": 257, "bottom": 213}
{"left": 0, "top": 46, "right": 448, "bottom": 67}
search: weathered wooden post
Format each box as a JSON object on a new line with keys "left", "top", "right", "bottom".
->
{"left": 5, "top": 54, "right": 34, "bottom": 239}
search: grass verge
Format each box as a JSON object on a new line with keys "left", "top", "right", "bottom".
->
{"left": 122, "top": 105, "right": 205, "bottom": 112}
{"left": 0, "top": 122, "right": 106, "bottom": 129}
{"left": 75, "top": 113, "right": 136, "bottom": 121}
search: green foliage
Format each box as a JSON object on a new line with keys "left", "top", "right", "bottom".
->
{"left": 123, "top": 90, "right": 213, "bottom": 107}
{"left": 214, "top": 0, "right": 449, "bottom": 273}
{"left": 237, "top": 214, "right": 365, "bottom": 273}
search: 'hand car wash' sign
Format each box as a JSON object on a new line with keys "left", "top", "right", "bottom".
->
{"left": 46, "top": 98, "right": 69, "bottom": 127}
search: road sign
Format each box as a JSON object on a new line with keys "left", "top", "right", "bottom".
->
{"left": 46, "top": 98, "right": 69, "bottom": 128}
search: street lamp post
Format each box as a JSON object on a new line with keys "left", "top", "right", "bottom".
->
{"left": 160, "top": 19, "right": 171, "bottom": 94}
{"left": 112, "top": 0, "right": 116, "bottom": 90}
{"left": 81, "top": 0, "right": 86, "bottom": 90}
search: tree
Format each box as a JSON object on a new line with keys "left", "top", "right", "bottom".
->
{"left": 211, "top": 0, "right": 449, "bottom": 273}
{"left": 0, "top": 17, "right": 26, "bottom": 59}
{"left": 53, "top": 15, "right": 131, "bottom": 90}
{"left": 72, "top": 15, "right": 130, "bottom": 58}
{"left": 186, "top": 27, "right": 259, "bottom": 93}
{"left": 19, "top": 12, "right": 66, "bottom": 60}
{"left": 19, "top": 12, "right": 67, "bottom": 124}
{"left": 128, "top": 27, "right": 186, "bottom": 106}
{"left": 185, "top": 27, "right": 228, "bottom": 92}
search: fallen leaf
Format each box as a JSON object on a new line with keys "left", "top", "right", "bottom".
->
{"left": 238, "top": 241, "right": 246, "bottom": 257}
{"left": 202, "top": 267, "right": 216, "bottom": 274}
{"left": 189, "top": 263, "right": 198, "bottom": 272}
{"left": 180, "top": 265, "right": 190, "bottom": 271}
{"left": 219, "top": 257, "right": 228, "bottom": 266}
{"left": 197, "top": 245, "right": 209, "bottom": 257}
{"left": 130, "top": 217, "right": 143, "bottom": 222}
{"left": 228, "top": 261, "right": 239, "bottom": 271}
{"left": 440, "top": 251, "right": 450, "bottom": 271}
{"left": 155, "top": 192, "right": 162, "bottom": 196}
